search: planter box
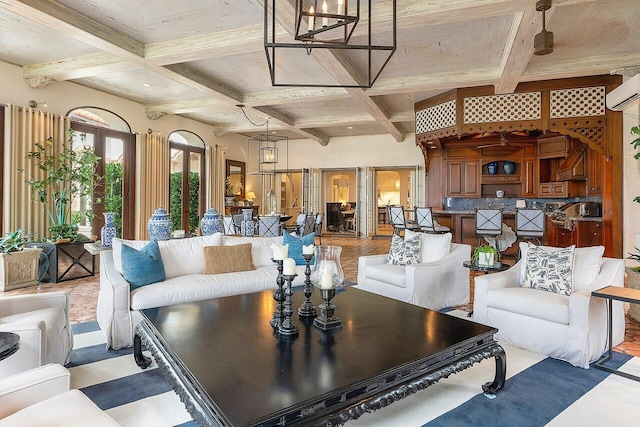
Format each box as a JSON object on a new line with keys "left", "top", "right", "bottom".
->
{"left": 27, "top": 241, "right": 95, "bottom": 283}
{"left": 477, "top": 252, "right": 496, "bottom": 267}
{"left": 0, "top": 247, "right": 43, "bottom": 291}
{"left": 627, "top": 267, "right": 640, "bottom": 323}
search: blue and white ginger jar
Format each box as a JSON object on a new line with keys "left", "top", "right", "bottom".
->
{"left": 200, "top": 208, "right": 222, "bottom": 236}
{"left": 101, "top": 212, "right": 118, "bottom": 248}
{"left": 148, "top": 207, "right": 172, "bottom": 241}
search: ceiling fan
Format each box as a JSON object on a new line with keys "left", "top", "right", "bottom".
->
{"left": 476, "top": 131, "right": 532, "bottom": 149}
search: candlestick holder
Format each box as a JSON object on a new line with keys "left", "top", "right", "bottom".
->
{"left": 313, "top": 288, "right": 342, "bottom": 331}
{"left": 278, "top": 274, "right": 299, "bottom": 337}
{"left": 298, "top": 253, "right": 317, "bottom": 318}
{"left": 309, "top": 246, "right": 345, "bottom": 331}
{"left": 269, "top": 259, "right": 285, "bottom": 328}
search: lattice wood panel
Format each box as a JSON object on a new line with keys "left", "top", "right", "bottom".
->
{"left": 550, "top": 86, "right": 605, "bottom": 118}
{"left": 416, "top": 100, "right": 456, "bottom": 134}
{"left": 463, "top": 92, "right": 541, "bottom": 123}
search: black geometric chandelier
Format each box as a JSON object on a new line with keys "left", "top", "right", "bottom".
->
{"left": 264, "top": 0, "right": 396, "bottom": 88}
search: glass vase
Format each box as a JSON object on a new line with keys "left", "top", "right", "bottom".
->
{"left": 310, "top": 246, "right": 345, "bottom": 331}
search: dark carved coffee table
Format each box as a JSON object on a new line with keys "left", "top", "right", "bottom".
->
{"left": 135, "top": 287, "right": 505, "bottom": 426}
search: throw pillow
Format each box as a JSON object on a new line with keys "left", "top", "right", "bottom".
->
{"left": 121, "top": 240, "right": 166, "bottom": 290}
{"left": 203, "top": 243, "right": 256, "bottom": 274}
{"left": 388, "top": 233, "right": 421, "bottom": 266}
{"left": 519, "top": 242, "right": 603, "bottom": 291}
{"left": 522, "top": 244, "right": 575, "bottom": 296}
{"left": 283, "top": 230, "right": 315, "bottom": 265}
{"left": 405, "top": 229, "right": 452, "bottom": 263}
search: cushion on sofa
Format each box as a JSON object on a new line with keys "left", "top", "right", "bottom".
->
{"left": 112, "top": 234, "right": 223, "bottom": 277}
{"left": 121, "top": 240, "right": 166, "bottom": 289}
{"left": 518, "top": 242, "right": 603, "bottom": 291}
{"left": 157, "top": 234, "right": 222, "bottom": 277}
{"left": 405, "top": 230, "right": 452, "bottom": 263}
{"left": 364, "top": 263, "right": 406, "bottom": 288}
{"left": 222, "top": 235, "right": 282, "bottom": 268}
{"left": 283, "top": 230, "right": 315, "bottom": 265}
{"left": 486, "top": 287, "right": 570, "bottom": 325}
{"left": 203, "top": 243, "right": 256, "bottom": 274}
{"left": 522, "top": 245, "right": 575, "bottom": 296}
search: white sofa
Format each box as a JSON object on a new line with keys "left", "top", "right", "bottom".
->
{"left": 97, "top": 234, "right": 305, "bottom": 349}
{"left": 0, "top": 291, "right": 73, "bottom": 379}
{"left": 474, "top": 244, "right": 625, "bottom": 368}
{"left": 0, "top": 363, "right": 120, "bottom": 426}
{"left": 355, "top": 242, "right": 471, "bottom": 310}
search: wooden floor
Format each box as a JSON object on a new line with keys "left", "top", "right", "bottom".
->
{"left": 3, "top": 235, "right": 639, "bottom": 357}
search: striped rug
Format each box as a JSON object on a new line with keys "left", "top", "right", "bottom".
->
{"left": 68, "top": 313, "right": 640, "bottom": 427}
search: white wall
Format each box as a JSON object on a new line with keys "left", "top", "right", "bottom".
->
{"left": 623, "top": 103, "right": 640, "bottom": 266}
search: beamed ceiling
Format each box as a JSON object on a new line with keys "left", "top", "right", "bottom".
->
{"left": 0, "top": 0, "right": 639, "bottom": 145}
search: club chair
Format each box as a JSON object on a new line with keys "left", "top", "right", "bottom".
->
{"left": 0, "top": 291, "right": 73, "bottom": 378}
{"left": 0, "top": 363, "right": 120, "bottom": 426}
{"left": 474, "top": 243, "right": 625, "bottom": 368}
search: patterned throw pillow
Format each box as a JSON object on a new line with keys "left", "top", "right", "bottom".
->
{"left": 522, "top": 245, "right": 575, "bottom": 296}
{"left": 388, "top": 234, "right": 421, "bottom": 266}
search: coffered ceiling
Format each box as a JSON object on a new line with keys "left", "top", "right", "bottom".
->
{"left": 0, "top": 0, "right": 638, "bottom": 144}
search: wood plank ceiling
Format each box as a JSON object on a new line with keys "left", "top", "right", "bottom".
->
{"left": 0, "top": 0, "right": 638, "bottom": 144}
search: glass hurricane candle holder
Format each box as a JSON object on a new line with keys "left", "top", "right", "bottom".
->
{"left": 310, "top": 246, "right": 345, "bottom": 331}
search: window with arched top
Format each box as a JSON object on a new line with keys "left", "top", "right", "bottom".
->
{"left": 169, "top": 130, "right": 206, "bottom": 234}
{"left": 67, "top": 107, "right": 135, "bottom": 239}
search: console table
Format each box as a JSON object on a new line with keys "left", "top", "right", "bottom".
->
{"left": 592, "top": 286, "right": 640, "bottom": 382}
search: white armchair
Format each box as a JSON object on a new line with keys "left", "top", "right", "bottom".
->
{"left": 0, "top": 291, "right": 73, "bottom": 378}
{"left": 0, "top": 363, "right": 120, "bottom": 426}
{"left": 356, "top": 243, "right": 471, "bottom": 310}
{"left": 474, "top": 244, "right": 625, "bottom": 368}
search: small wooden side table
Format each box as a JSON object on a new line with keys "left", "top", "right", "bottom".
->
{"left": 591, "top": 286, "right": 640, "bottom": 382}
{"left": 0, "top": 332, "right": 20, "bottom": 361}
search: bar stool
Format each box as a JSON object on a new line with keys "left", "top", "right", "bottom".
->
{"left": 515, "top": 208, "right": 545, "bottom": 245}
{"left": 387, "top": 206, "right": 419, "bottom": 236}
{"left": 475, "top": 208, "right": 503, "bottom": 247}
{"left": 414, "top": 207, "right": 450, "bottom": 234}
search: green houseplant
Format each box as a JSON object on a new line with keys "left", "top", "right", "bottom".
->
{"left": 0, "top": 228, "right": 42, "bottom": 291}
{"left": 627, "top": 125, "right": 640, "bottom": 321}
{"left": 472, "top": 244, "right": 499, "bottom": 266}
{"left": 19, "top": 129, "right": 102, "bottom": 242}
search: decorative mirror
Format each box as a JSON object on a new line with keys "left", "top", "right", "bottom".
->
{"left": 225, "top": 160, "right": 245, "bottom": 198}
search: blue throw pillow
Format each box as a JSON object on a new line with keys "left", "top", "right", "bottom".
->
{"left": 121, "top": 240, "right": 166, "bottom": 289}
{"left": 283, "top": 230, "right": 315, "bottom": 266}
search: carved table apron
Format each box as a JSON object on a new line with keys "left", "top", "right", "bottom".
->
{"left": 135, "top": 288, "right": 505, "bottom": 426}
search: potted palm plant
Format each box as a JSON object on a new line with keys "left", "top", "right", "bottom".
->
{"left": 19, "top": 129, "right": 102, "bottom": 282}
{"left": 19, "top": 129, "right": 101, "bottom": 242}
{"left": 0, "top": 228, "right": 42, "bottom": 291}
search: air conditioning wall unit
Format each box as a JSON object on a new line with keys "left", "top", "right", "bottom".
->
{"left": 606, "top": 74, "right": 640, "bottom": 111}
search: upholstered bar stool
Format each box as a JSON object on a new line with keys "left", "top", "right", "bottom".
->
{"left": 387, "top": 206, "right": 419, "bottom": 236}
{"left": 515, "top": 208, "right": 545, "bottom": 245}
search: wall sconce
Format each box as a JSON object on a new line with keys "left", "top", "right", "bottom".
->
{"left": 27, "top": 100, "right": 48, "bottom": 108}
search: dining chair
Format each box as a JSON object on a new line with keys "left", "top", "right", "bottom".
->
{"left": 300, "top": 214, "right": 316, "bottom": 236}
{"left": 222, "top": 216, "right": 234, "bottom": 235}
{"left": 232, "top": 214, "right": 244, "bottom": 234}
{"left": 387, "top": 206, "right": 419, "bottom": 236}
{"left": 475, "top": 208, "right": 503, "bottom": 246}
{"left": 515, "top": 208, "right": 545, "bottom": 245}
{"left": 257, "top": 216, "right": 281, "bottom": 237}
{"left": 414, "top": 207, "right": 450, "bottom": 234}
{"left": 314, "top": 213, "right": 323, "bottom": 244}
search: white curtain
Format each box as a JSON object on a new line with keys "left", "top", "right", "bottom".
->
{"left": 207, "top": 144, "right": 226, "bottom": 214}
{"left": 136, "top": 133, "right": 169, "bottom": 240}
{"left": 3, "top": 105, "right": 68, "bottom": 239}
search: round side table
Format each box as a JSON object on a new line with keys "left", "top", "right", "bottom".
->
{"left": 0, "top": 332, "right": 20, "bottom": 361}
{"left": 463, "top": 261, "right": 510, "bottom": 275}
